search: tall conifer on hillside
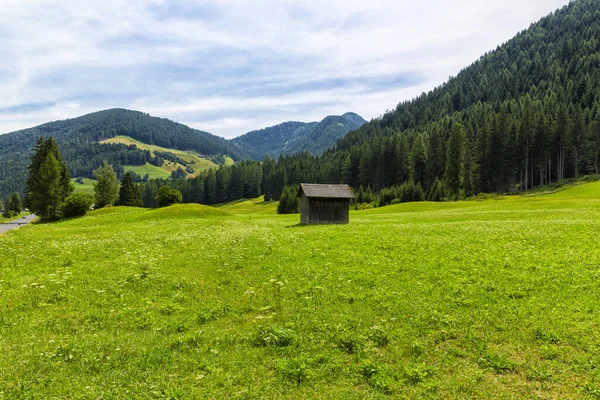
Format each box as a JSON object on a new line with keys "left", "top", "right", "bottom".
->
{"left": 119, "top": 172, "right": 143, "bottom": 207}
{"left": 9, "top": 192, "right": 22, "bottom": 214}
{"left": 444, "top": 123, "right": 466, "bottom": 200}
{"left": 24, "top": 137, "right": 73, "bottom": 220}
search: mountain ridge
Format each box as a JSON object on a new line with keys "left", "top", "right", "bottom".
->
{"left": 231, "top": 112, "right": 366, "bottom": 160}
{"left": 0, "top": 108, "right": 366, "bottom": 198}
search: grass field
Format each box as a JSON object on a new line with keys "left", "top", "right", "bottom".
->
{"left": 101, "top": 135, "right": 219, "bottom": 177}
{"left": 0, "top": 211, "right": 30, "bottom": 223}
{"left": 215, "top": 195, "right": 278, "bottom": 215}
{"left": 71, "top": 178, "right": 96, "bottom": 194}
{"left": 1, "top": 184, "right": 600, "bottom": 398}
{"left": 124, "top": 163, "right": 172, "bottom": 180}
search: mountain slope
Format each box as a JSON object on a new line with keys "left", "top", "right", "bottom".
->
{"left": 232, "top": 112, "right": 366, "bottom": 160}
{"left": 0, "top": 109, "right": 364, "bottom": 199}
{"left": 0, "top": 109, "right": 246, "bottom": 198}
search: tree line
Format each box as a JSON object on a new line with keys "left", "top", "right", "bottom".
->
{"left": 22, "top": 137, "right": 184, "bottom": 220}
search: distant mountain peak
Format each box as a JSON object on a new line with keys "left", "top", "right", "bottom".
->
{"left": 232, "top": 112, "right": 366, "bottom": 160}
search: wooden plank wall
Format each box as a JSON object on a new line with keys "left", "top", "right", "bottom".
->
{"left": 307, "top": 198, "right": 349, "bottom": 224}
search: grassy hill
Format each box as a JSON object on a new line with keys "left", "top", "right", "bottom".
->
{"left": 70, "top": 178, "right": 96, "bottom": 194}
{"left": 101, "top": 135, "right": 220, "bottom": 177}
{"left": 2, "top": 186, "right": 600, "bottom": 398}
{"left": 0, "top": 109, "right": 246, "bottom": 199}
{"left": 215, "top": 195, "right": 278, "bottom": 215}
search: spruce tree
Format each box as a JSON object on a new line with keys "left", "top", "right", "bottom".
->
{"left": 39, "top": 152, "right": 62, "bottom": 219}
{"left": 277, "top": 186, "right": 299, "bottom": 214}
{"left": 444, "top": 123, "right": 466, "bottom": 200}
{"left": 119, "top": 172, "right": 143, "bottom": 207}
{"left": 24, "top": 137, "right": 73, "bottom": 220}
{"left": 9, "top": 192, "right": 22, "bottom": 214}
{"left": 410, "top": 133, "right": 428, "bottom": 186}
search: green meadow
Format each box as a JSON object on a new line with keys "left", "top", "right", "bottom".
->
{"left": 101, "top": 135, "right": 223, "bottom": 177}
{"left": 71, "top": 178, "right": 97, "bottom": 195}
{"left": 1, "top": 183, "right": 600, "bottom": 398}
{"left": 124, "top": 163, "right": 172, "bottom": 180}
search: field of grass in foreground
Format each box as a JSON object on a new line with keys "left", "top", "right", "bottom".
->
{"left": 1, "top": 185, "right": 600, "bottom": 398}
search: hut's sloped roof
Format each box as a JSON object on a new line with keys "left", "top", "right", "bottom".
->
{"left": 297, "top": 183, "right": 354, "bottom": 199}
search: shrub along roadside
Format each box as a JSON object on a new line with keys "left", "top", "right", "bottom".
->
{"left": 62, "top": 193, "right": 95, "bottom": 218}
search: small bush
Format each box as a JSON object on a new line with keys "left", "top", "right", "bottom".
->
{"left": 2, "top": 209, "right": 17, "bottom": 218}
{"left": 471, "top": 192, "right": 501, "bottom": 201}
{"left": 533, "top": 327, "right": 560, "bottom": 344}
{"left": 278, "top": 357, "right": 311, "bottom": 384}
{"left": 403, "top": 362, "right": 433, "bottom": 384}
{"left": 156, "top": 186, "right": 182, "bottom": 207}
{"left": 62, "top": 193, "right": 94, "bottom": 217}
{"left": 478, "top": 353, "right": 517, "bottom": 373}
{"left": 357, "top": 360, "right": 394, "bottom": 394}
{"left": 368, "top": 325, "right": 390, "bottom": 347}
{"left": 358, "top": 359, "right": 381, "bottom": 379}
{"left": 196, "top": 304, "right": 231, "bottom": 325}
{"left": 277, "top": 185, "right": 299, "bottom": 214}
{"left": 333, "top": 328, "right": 365, "bottom": 354}
{"left": 251, "top": 326, "right": 295, "bottom": 347}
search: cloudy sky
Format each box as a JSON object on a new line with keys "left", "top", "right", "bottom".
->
{"left": 0, "top": 0, "right": 569, "bottom": 138}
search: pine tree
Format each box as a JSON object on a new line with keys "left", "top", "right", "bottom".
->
{"left": 410, "top": 134, "right": 428, "bottom": 185}
{"left": 119, "top": 172, "right": 143, "bottom": 207}
{"left": 8, "top": 192, "right": 22, "bottom": 214}
{"left": 24, "top": 137, "right": 73, "bottom": 220}
{"left": 39, "top": 152, "right": 62, "bottom": 219}
{"left": 277, "top": 186, "right": 299, "bottom": 214}
{"left": 93, "top": 161, "right": 120, "bottom": 208}
{"left": 444, "top": 123, "right": 466, "bottom": 200}
{"left": 204, "top": 169, "right": 218, "bottom": 204}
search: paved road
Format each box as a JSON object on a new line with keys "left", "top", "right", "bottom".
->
{"left": 0, "top": 214, "right": 36, "bottom": 234}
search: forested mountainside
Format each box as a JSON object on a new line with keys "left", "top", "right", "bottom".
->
{"left": 328, "top": 0, "right": 600, "bottom": 194}
{"left": 0, "top": 109, "right": 246, "bottom": 198}
{"left": 150, "top": 0, "right": 600, "bottom": 206}
{"left": 265, "top": 0, "right": 600, "bottom": 197}
{"left": 232, "top": 113, "right": 366, "bottom": 160}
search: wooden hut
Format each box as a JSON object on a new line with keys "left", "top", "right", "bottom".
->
{"left": 296, "top": 183, "right": 354, "bottom": 225}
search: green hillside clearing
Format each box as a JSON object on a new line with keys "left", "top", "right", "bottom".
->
{"left": 101, "top": 135, "right": 220, "bottom": 177}
{"left": 123, "top": 163, "right": 172, "bottom": 180}
{"left": 71, "top": 178, "right": 96, "bottom": 194}
{"left": 215, "top": 195, "right": 278, "bottom": 215}
{"left": 1, "top": 186, "right": 600, "bottom": 398}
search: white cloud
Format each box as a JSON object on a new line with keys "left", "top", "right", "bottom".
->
{"left": 0, "top": 0, "right": 570, "bottom": 138}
